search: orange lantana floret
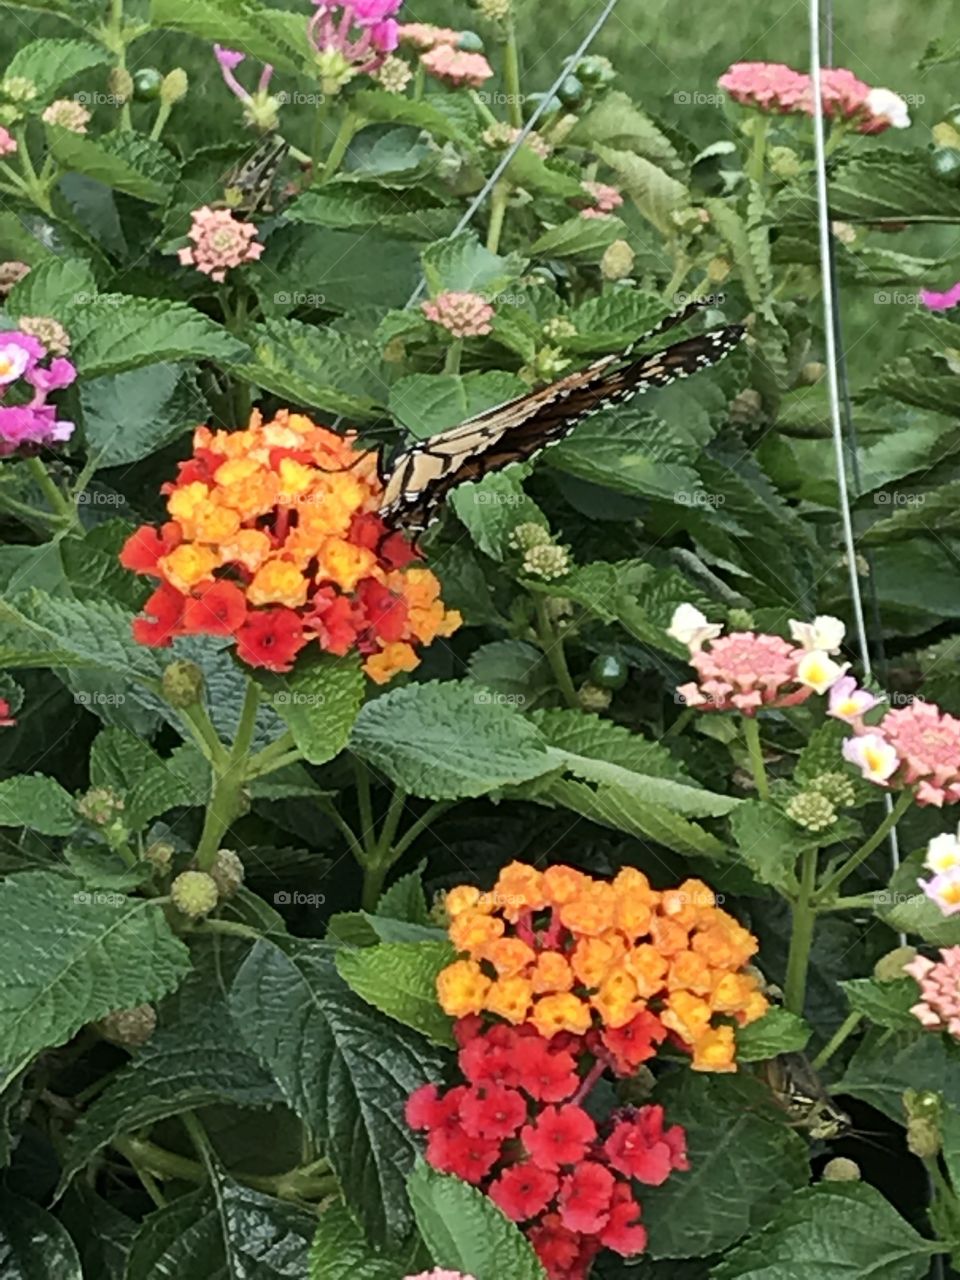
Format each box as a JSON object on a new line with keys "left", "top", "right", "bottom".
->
{"left": 531, "top": 992, "right": 593, "bottom": 1038}
{"left": 437, "top": 959, "right": 491, "bottom": 1018}
{"left": 122, "top": 408, "right": 460, "bottom": 679}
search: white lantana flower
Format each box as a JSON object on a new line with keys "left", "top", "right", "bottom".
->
{"left": 796, "top": 650, "right": 849, "bottom": 694}
{"left": 925, "top": 831, "right": 960, "bottom": 875}
{"left": 789, "top": 615, "right": 846, "bottom": 654}
{"left": 865, "top": 87, "right": 911, "bottom": 130}
{"left": 667, "top": 603, "right": 723, "bottom": 653}
{"left": 841, "top": 733, "right": 899, "bottom": 784}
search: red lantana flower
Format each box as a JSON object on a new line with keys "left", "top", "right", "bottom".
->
{"left": 603, "top": 1105, "right": 689, "bottom": 1185}
{"left": 599, "top": 1010, "right": 667, "bottom": 1076}
{"left": 599, "top": 1184, "right": 648, "bottom": 1256}
{"left": 489, "top": 1162, "right": 558, "bottom": 1221}
{"left": 459, "top": 1084, "right": 527, "bottom": 1141}
{"left": 181, "top": 579, "right": 247, "bottom": 635}
{"left": 426, "top": 1126, "right": 500, "bottom": 1183}
{"left": 521, "top": 1104, "right": 596, "bottom": 1172}
{"left": 511, "top": 1036, "right": 580, "bottom": 1102}
{"left": 132, "top": 583, "right": 184, "bottom": 646}
{"left": 557, "top": 1161, "right": 615, "bottom": 1233}
{"left": 234, "top": 607, "right": 306, "bottom": 672}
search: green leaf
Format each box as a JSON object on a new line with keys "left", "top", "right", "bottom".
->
{"left": 596, "top": 144, "right": 689, "bottom": 237}
{"left": 570, "top": 91, "right": 680, "bottom": 170}
{"left": 552, "top": 746, "right": 738, "bottom": 818}
{"left": 125, "top": 1178, "right": 315, "bottom": 1279}
{"left": 705, "top": 196, "right": 771, "bottom": 307}
{"left": 352, "top": 89, "right": 470, "bottom": 143}
{"left": 502, "top": 146, "right": 582, "bottom": 198}
{"left": 449, "top": 469, "right": 545, "bottom": 561}
{"left": 564, "top": 291, "right": 669, "bottom": 352}
{"left": 287, "top": 186, "right": 455, "bottom": 240}
{"left": 149, "top": 0, "right": 310, "bottom": 74}
{"left": 260, "top": 224, "right": 421, "bottom": 311}
{"left": 45, "top": 128, "right": 178, "bottom": 203}
{"left": 735, "top": 1007, "right": 811, "bottom": 1061}
{"left": 407, "top": 1163, "right": 547, "bottom": 1280}
{"left": 467, "top": 640, "right": 552, "bottom": 708}
{"left": 68, "top": 295, "right": 248, "bottom": 377}
{"left": 349, "top": 680, "right": 555, "bottom": 800}
{"left": 230, "top": 936, "right": 447, "bottom": 1246}
{"left": 0, "top": 0, "right": 100, "bottom": 20}
{"left": 254, "top": 654, "right": 364, "bottom": 767}
{"left": 877, "top": 850, "right": 960, "bottom": 945}
{"left": 422, "top": 231, "right": 526, "bottom": 296}
{"left": 5, "top": 39, "right": 109, "bottom": 102}
{"left": 532, "top": 709, "right": 695, "bottom": 780}
{"left": 530, "top": 215, "right": 624, "bottom": 260}
{"left": 710, "top": 1182, "right": 937, "bottom": 1280}
{"left": 234, "top": 319, "right": 387, "bottom": 420}
{"left": 786, "top": 149, "right": 960, "bottom": 223}
{"left": 839, "top": 977, "right": 920, "bottom": 1030}
{"left": 58, "top": 954, "right": 281, "bottom": 1190}
{"left": 310, "top": 1204, "right": 404, "bottom": 1280}
{"left": 838, "top": 1029, "right": 960, "bottom": 1120}
{"left": 729, "top": 801, "right": 801, "bottom": 895}
{"left": 643, "top": 1073, "right": 808, "bottom": 1258}
{"left": 390, "top": 371, "right": 526, "bottom": 439}
{"left": 336, "top": 941, "right": 455, "bottom": 1047}
{"left": 0, "top": 1191, "right": 82, "bottom": 1279}
{"left": 0, "top": 774, "right": 76, "bottom": 835}
{"left": 377, "top": 863, "right": 430, "bottom": 925}
{"left": 6, "top": 255, "right": 96, "bottom": 323}
{"left": 0, "top": 871, "right": 191, "bottom": 1084}
{"left": 81, "top": 364, "right": 206, "bottom": 466}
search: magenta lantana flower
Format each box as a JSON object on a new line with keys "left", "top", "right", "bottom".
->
{"left": 0, "top": 127, "right": 16, "bottom": 157}
{"left": 405, "top": 1272, "right": 478, "bottom": 1280}
{"left": 422, "top": 291, "right": 494, "bottom": 338}
{"left": 213, "top": 45, "right": 278, "bottom": 130}
{"left": 309, "top": 0, "right": 402, "bottom": 90}
{"left": 905, "top": 948, "right": 960, "bottom": 1035}
{"left": 178, "top": 207, "right": 264, "bottom": 283}
{"left": 921, "top": 283, "right": 960, "bottom": 312}
{"left": 421, "top": 44, "right": 493, "bottom": 88}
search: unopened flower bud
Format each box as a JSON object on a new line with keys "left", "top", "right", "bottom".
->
{"left": 831, "top": 221, "right": 856, "bottom": 246}
{"left": 145, "top": 840, "right": 175, "bottom": 871}
{"left": 475, "top": 0, "right": 511, "bottom": 20}
{"left": 161, "top": 660, "right": 204, "bottom": 709}
{"left": 601, "top": 239, "right": 635, "bottom": 281}
{"left": 108, "top": 67, "right": 134, "bottom": 104}
{"left": 171, "top": 870, "right": 219, "bottom": 919}
{"left": 161, "top": 68, "right": 189, "bottom": 106}
{"left": 726, "top": 607, "right": 755, "bottom": 631}
{"left": 542, "top": 316, "right": 577, "bottom": 342}
{"left": 769, "top": 145, "right": 802, "bottom": 178}
{"left": 1, "top": 77, "right": 37, "bottom": 103}
{"left": 96, "top": 1003, "right": 157, "bottom": 1048}
{"left": 520, "top": 344, "right": 571, "bottom": 385}
{"left": 904, "top": 1089, "right": 942, "bottom": 1159}
{"left": 209, "top": 848, "right": 244, "bottom": 899}
{"left": 807, "top": 770, "right": 856, "bottom": 809}
{"left": 578, "top": 681, "right": 612, "bottom": 713}
{"left": 786, "top": 791, "right": 837, "bottom": 832}
{"left": 510, "top": 522, "right": 552, "bottom": 552}
{"left": 873, "top": 945, "right": 918, "bottom": 982}
{"left": 76, "top": 787, "right": 125, "bottom": 827}
{"left": 0, "top": 261, "right": 29, "bottom": 296}
{"left": 457, "top": 30, "right": 484, "bottom": 53}
{"left": 376, "top": 55, "right": 412, "bottom": 95}
{"left": 822, "top": 1156, "right": 860, "bottom": 1182}
{"left": 800, "top": 361, "right": 826, "bottom": 385}
{"left": 575, "top": 55, "right": 616, "bottom": 88}
{"left": 523, "top": 543, "right": 570, "bottom": 581}
{"left": 729, "top": 388, "right": 764, "bottom": 425}
{"left": 18, "top": 315, "right": 70, "bottom": 356}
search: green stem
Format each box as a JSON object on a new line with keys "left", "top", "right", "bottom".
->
{"left": 109, "top": 0, "right": 133, "bottom": 130}
{"left": 815, "top": 789, "right": 913, "bottom": 903}
{"left": 150, "top": 101, "right": 173, "bottom": 142}
{"left": 354, "top": 758, "right": 377, "bottom": 856}
{"left": 443, "top": 340, "right": 463, "bottom": 374}
{"left": 0, "top": 160, "right": 31, "bottom": 197}
{"left": 534, "top": 597, "right": 579, "bottom": 709}
{"left": 245, "top": 748, "right": 305, "bottom": 780}
{"left": 486, "top": 180, "right": 509, "bottom": 253}
{"left": 194, "top": 681, "right": 260, "bottom": 872}
{"left": 746, "top": 114, "right": 769, "bottom": 184}
{"left": 376, "top": 787, "right": 408, "bottom": 860}
{"left": 663, "top": 707, "right": 695, "bottom": 739}
{"left": 179, "top": 701, "right": 230, "bottom": 769}
{"left": 361, "top": 858, "right": 390, "bottom": 912}
{"left": 390, "top": 800, "right": 452, "bottom": 861}
{"left": 811, "top": 1011, "right": 862, "bottom": 1071}
{"left": 663, "top": 249, "right": 689, "bottom": 306}
{"left": 470, "top": 88, "right": 498, "bottom": 125}
{"left": 24, "top": 456, "right": 74, "bottom": 524}
{"left": 112, "top": 1134, "right": 336, "bottom": 1199}
{"left": 784, "top": 846, "right": 818, "bottom": 1014}
{"left": 112, "top": 1135, "right": 204, "bottom": 1185}
{"left": 502, "top": 18, "right": 523, "bottom": 128}
{"left": 191, "top": 919, "right": 263, "bottom": 941}
{"left": 742, "top": 716, "right": 770, "bottom": 801}
{"left": 412, "top": 63, "right": 425, "bottom": 102}
{"left": 315, "top": 796, "right": 366, "bottom": 865}
{"left": 320, "top": 109, "right": 359, "bottom": 183}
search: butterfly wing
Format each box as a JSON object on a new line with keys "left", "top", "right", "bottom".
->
{"left": 222, "top": 136, "right": 289, "bottom": 215}
{"left": 379, "top": 320, "right": 744, "bottom": 532}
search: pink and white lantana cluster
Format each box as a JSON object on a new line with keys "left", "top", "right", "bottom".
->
{"left": 905, "top": 948, "right": 960, "bottom": 1037}
{"left": 841, "top": 700, "right": 960, "bottom": 806}
{"left": 669, "top": 606, "right": 849, "bottom": 715}
{"left": 718, "top": 61, "right": 910, "bottom": 133}
{"left": 178, "top": 207, "right": 264, "bottom": 283}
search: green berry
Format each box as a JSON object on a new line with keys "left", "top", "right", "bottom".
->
{"left": 557, "top": 74, "right": 584, "bottom": 107}
{"left": 96, "top": 1003, "right": 157, "bottom": 1048}
{"left": 161, "top": 659, "right": 204, "bottom": 709}
{"left": 574, "top": 55, "right": 615, "bottom": 88}
{"left": 457, "top": 30, "right": 484, "bottom": 52}
{"left": 930, "top": 146, "right": 960, "bottom": 184}
{"left": 822, "top": 1157, "right": 860, "bottom": 1182}
{"left": 786, "top": 791, "right": 837, "bottom": 832}
{"left": 590, "top": 653, "right": 628, "bottom": 690}
{"left": 209, "top": 848, "right": 244, "bottom": 900}
{"left": 171, "top": 870, "right": 219, "bottom": 919}
{"left": 133, "top": 68, "right": 164, "bottom": 101}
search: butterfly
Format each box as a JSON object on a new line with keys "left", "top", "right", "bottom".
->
{"left": 377, "top": 301, "right": 745, "bottom": 534}
{"left": 220, "top": 136, "right": 290, "bottom": 217}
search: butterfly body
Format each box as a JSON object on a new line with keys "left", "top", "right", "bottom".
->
{"left": 378, "top": 305, "right": 744, "bottom": 533}
{"left": 761, "top": 1052, "right": 851, "bottom": 1139}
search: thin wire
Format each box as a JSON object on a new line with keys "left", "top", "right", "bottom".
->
{"left": 402, "top": 0, "right": 622, "bottom": 310}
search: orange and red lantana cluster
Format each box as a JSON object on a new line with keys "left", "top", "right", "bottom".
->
{"left": 437, "top": 862, "right": 768, "bottom": 1072}
{"left": 120, "top": 410, "right": 460, "bottom": 682}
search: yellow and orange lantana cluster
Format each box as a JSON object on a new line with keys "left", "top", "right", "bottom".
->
{"left": 436, "top": 862, "right": 768, "bottom": 1072}
{"left": 120, "top": 410, "right": 460, "bottom": 682}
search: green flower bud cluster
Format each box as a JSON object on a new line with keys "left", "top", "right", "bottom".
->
{"left": 904, "top": 1089, "right": 942, "bottom": 1159}
{"left": 786, "top": 790, "right": 836, "bottom": 832}
{"left": 726, "top": 607, "right": 755, "bottom": 631}
{"left": 171, "top": 850, "right": 245, "bottom": 920}
{"left": 806, "top": 770, "right": 857, "bottom": 809}
{"left": 578, "top": 681, "right": 612, "bottom": 713}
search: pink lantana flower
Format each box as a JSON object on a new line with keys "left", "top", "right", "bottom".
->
{"left": 214, "top": 45, "right": 279, "bottom": 130}
{"left": 579, "top": 180, "right": 624, "bottom": 220}
{"left": 405, "top": 1272, "right": 478, "bottom": 1280}
{"left": 421, "top": 45, "right": 493, "bottom": 88}
{"left": 881, "top": 701, "right": 960, "bottom": 805}
{"left": 841, "top": 732, "right": 900, "bottom": 784}
{"left": 719, "top": 61, "right": 909, "bottom": 134}
{"left": 0, "top": 127, "right": 17, "bottom": 157}
{"left": 921, "top": 282, "right": 960, "bottom": 313}
{"left": 178, "top": 207, "right": 264, "bottom": 283}
{"left": 828, "top": 675, "right": 882, "bottom": 725}
{"left": 718, "top": 62, "right": 810, "bottom": 112}
{"left": 677, "top": 632, "right": 812, "bottom": 715}
{"left": 398, "top": 23, "right": 461, "bottom": 50}
{"left": 0, "top": 698, "right": 15, "bottom": 727}
{"left": 919, "top": 870, "right": 960, "bottom": 916}
{"left": 309, "top": 0, "right": 402, "bottom": 90}
{"left": 904, "top": 948, "right": 960, "bottom": 1036}
{"left": 422, "top": 291, "right": 494, "bottom": 338}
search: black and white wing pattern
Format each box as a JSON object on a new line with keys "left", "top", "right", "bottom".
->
{"left": 378, "top": 304, "right": 744, "bottom": 533}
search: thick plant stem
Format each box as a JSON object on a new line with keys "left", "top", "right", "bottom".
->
{"left": 816, "top": 789, "right": 913, "bottom": 903}
{"left": 535, "top": 597, "right": 579, "bottom": 709}
{"left": 361, "top": 858, "right": 390, "bottom": 913}
{"left": 195, "top": 681, "right": 260, "bottom": 871}
{"left": 486, "top": 180, "right": 509, "bottom": 253}
{"left": 811, "top": 1011, "right": 862, "bottom": 1070}
{"left": 784, "top": 846, "right": 818, "bottom": 1015}
{"left": 502, "top": 18, "right": 523, "bottom": 128}
{"left": 746, "top": 115, "right": 768, "bottom": 184}
{"left": 742, "top": 716, "right": 770, "bottom": 801}
{"left": 320, "top": 110, "right": 359, "bottom": 183}
{"left": 443, "top": 340, "right": 462, "bottom": 374}
{"left": 25, "top": 456, "right": 74, "bottom": 524}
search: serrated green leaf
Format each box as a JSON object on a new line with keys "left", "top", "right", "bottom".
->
{"left": 570, "top": 91, "right": 680, "bottom": 170}
{"left": 0, "top": 1191, "right": 82, "bottom": 1278}
{"left": 643, "top": 1073, "right": 808, "bottom": 1258}
{"left": 254, "top": 654, "right": 364, "bottom": 767}
{"left": 258, "top": 224, "right": 421, "bottom": 311}
{"left": 235, "top": 319, "right": 387, "bottom": 421}
{"left": 81, "top": 364, "right": 207, "bottom": 466}
{"left": 149, "top": 0, "right": 310, "bottom": 75}
{"left": 729, "top": 801, "right": 800, "bottom": 894}
{"left": 467, "top": 640, "right": 552, "bottom": 707}
{"left": 710, "top": 1182, "right": 936, "bottom": 1280}
{"left": 449, "top": 469, "right": 545, "bottom": 560}
{"left": 407, "top": 1163, "right": 547, "bottom": 1280}
{"left": 838, "top": 977, "right": 920, "bottom": 1029}
{"left": 783, "top": 148, "right": 960, "bottom": 223}
{"left": 230, "top": 936, "right": 447, "bottom": 1246}
{"left": 125, "top": 1177, "right": 315, "bottom": 1279}
{"left": 5, "top": 39, "right": 108, "bottom": 102}
{"left": 336, "top": 941, "right": 455, "bottom": 1047}
{"left": 350, "top": 680, "right": 555, "bottom": 800}
{"left": 838, "top": 1029, "right": 960, "bottom": 1120}
{"left": 0, "top": 773, "right": 76, "bottom": 835}
{"left": 0, "top": 871, "right": 191, "bottom": 1084}
{"left": 735, "top": 1007, "right": 811, "bottom": 1061}
{"left": 6, "top": 255, "right": 97, "bottom": 324}
{"left": 422, "top": 231, "right": 526, "bottom": 296}
{"left": 68, "top": 295, "right": 248, "bottom": 377}
{"left": 705, "top": 196, "right": 771, "bottom": 306}
{"left": 45, "top": 128, "right": 178, "bottom": 202}
{"left": 596, "top": 145, "right": 688, "bottom": 237}
{"left": 390, "top": 370, "right": 526, "bottom": 439}
{"left": 310, "top": 1205, "right": 404, "bottom": 1280}
{"left": 352, "top": 89, "right": 469, "bottom": 143}
{"left": 377, "top": 863, "right": 430, "bottom": 925}
{"left": 530, "top": 215, "right": 624, "bottom": 260}
{"left": 563, "top": 291, "right": 669, "bottom": 352}
{"left": 877, "top": 850, "right": 960, "bottom": 945}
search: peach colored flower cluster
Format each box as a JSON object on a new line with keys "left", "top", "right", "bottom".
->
{"left": 422, "top": 291, "right": 495, "bottom": 338}
{"left": 178, "top": 207, "right": 264, "bottom": 282}
{"left": 718, "top": 61, "right": 909, "bottom": 133}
